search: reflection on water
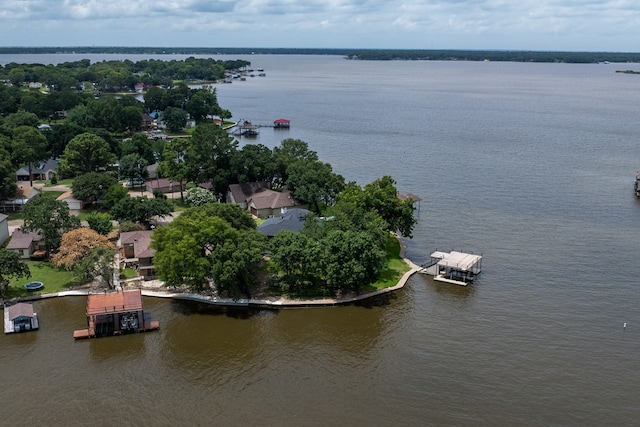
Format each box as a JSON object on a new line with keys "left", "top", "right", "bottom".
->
{"left": 88, "top": 333, "right": 146, "bottom": 361}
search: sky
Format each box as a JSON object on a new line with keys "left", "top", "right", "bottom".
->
{"left": 1, "top": 0, "right": 639, "bottom": 52}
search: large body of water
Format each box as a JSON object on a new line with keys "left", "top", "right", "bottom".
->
{"left": 2, "top": 54, "right": 640, "bottom": 426}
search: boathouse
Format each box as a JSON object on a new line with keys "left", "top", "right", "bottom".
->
{"left": 421, "top": 250, "right": 483, "bottom": 286}
{"left": 4, "top": 302, "right": 39, "bottom": 334}
{"left": 273, "top": 118, "right": 290, "bottom": 128}
{"left": 73, "top": 289, "right": 159, "bottom": 339}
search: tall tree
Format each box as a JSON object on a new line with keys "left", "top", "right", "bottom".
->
{"left": 119, "top": 153, "right": 149, "bottom": 186}
{"left": 11, "top": 125, "right": 48, "bottom": 186}
{"left": 74, "top": 246, "right": 116, "bottom": 288}
{"left": 161, "top": 106, "right": 188, "bottom": 132}
{"left": 286, "top": 160, "right": 345, "bottom": 213}
{"left": 0, "top": 249, "right": 31, "bottom": 298}
{"left": 187, "top": 123, "right": 238, "bottom": 198}
{"left": 72, "top": 172, "right": 118, "bottom": 205}
{"left": 51, "top": 228, "right": 115, "bottom": 270}
{"left": 110, "top": 196, "right": 172, "bottom": 227}
{"left": 58, "top": 132, "right": 116, "bottom": 177}
{"left": 159, "top": 138, "right": 190, "bottom": 201}
{"left": 21, "top": 197, "right": 81, "bottom": 256}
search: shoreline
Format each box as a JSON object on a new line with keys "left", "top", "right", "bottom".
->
{"left": 3, "top": 249, "right": 422, "bottom": 309}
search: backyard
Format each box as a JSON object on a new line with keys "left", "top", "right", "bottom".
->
{"left": 7, "top": 261, "right": 80, "bottom": 299}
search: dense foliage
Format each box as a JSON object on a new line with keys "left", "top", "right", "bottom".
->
{"left": 21, "top": 197, "right": 81, "bottom": 256}
{"left": 0, "top": 249, "right": 31, "bottom": 298}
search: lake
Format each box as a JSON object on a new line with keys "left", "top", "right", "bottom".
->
{"left": 1, "top": 54, "right": 640, "bottom": 426}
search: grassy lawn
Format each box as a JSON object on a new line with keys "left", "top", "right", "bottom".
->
{"left": 44, "top": 178, "right": 73, "bottom": 187}
{"left": 40, "top": 190, "right": 65, "bottom": 200}
{"left": 7, "top": 261, "right": 80, "bottom": 299}
{"left": 120, "top": 267, "right": 138, "bottom": 279}
{"left": 364, "top": 236, "right": 411, "bottom": 291}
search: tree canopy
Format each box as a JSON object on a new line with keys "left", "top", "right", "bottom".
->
{"left": 0, "top": 249, "right": 31, "bottom": 298}
{"left": 51, "top": 228, "right": 115, "bottom": 270}
{"left": 21, "top": 197, "right": 81, "bottom": 256}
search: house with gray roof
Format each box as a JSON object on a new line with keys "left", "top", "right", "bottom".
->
{"left": 258, "top": 208, "right": 310, "bottom": 238}
{"left": 0, "top": 184, "right": 40, "bottom": 212}
{"left": 6, "top": 230, "right": 45, "bottom": 259}
{"left": 16, "top": 158, "right": 59, "bottom": 182}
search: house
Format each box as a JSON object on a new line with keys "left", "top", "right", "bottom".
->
{"left": 119, "top": 230, "right": 156, "bottom": 280}
{"left": 72, "top": 289, "right": 159, "bottom": 339}
{"left": 0, "top": 185, "right": 40, "bottom": 212}
{"left": 16, "top": 158, "right": 59, "bottom": 182}
{"left": 4, "top": 303, "right": 39, "bottom": 334}
{"left": 5, "top": 230, "right": 45, "bottom": 259}
{"left": 258, "top": 208, "right": 310, "bottom": 238}
{"left": 147, "top": 163, "right": 159, "bottom": 180}
{"left": 56, "top": 191, "right": 84, "bottom": 211}
{"left": 227, "top": 182, "right": 269, "bottom": 208}
{"left": 227, "top": 182, "right": 298, "bottom": 218}
{"left": 0, "top": 213, "right": 9, "bottom": 246}
{"left": 145, "top": 178, "right": 186, "bottom": 195}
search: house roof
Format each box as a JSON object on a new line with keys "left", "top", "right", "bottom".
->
{"left": 86, "top": 289, "right": 143, "bottom": 315}
{"left": 120, "top": 230, "right": 156, "bottom": 259}
{"left": 258, "top": 208, "right": 310, "bottom": 237}
{"left": 8, "top": 303, "right": 36, "bottom": 320}
{"left": 274, "top": 118, "right": 290, "bottom": 124}
{"left": 0, "top": 213, "right": 7, "bottom": 222}
{"left": 228, "top": 182, "right": 269, "bottom": 204}
{"left": 6, "top": 230, "right": 43, "bottom": 250}
{"left": 16, "top": 158, "right": 59, "bottom": 177}
{"left": 7, "top": 185, "right": 40, "bottom": 204}
{"left": 249, "top": 188, "right": 296, "bottom": 210}
{"left": 56, "top": 191, "right": 79, "bottom": 202}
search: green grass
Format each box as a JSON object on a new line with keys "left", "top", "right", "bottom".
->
{"left": 7, "top": 261, "right": 80, "bottom": 299}
{"left": 120, "top": 268, "right": 138, "bottom": 279}
{"left": 40, "top": 190, "right": 65, "bottom": 200}
{"left": 364, "top": 236, "right": 411, "bottom": 291}
{"left": 44, "top": 178, "right": 73, "bottom": 187}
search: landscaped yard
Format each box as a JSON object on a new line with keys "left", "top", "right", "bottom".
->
{"left": 7, "top": 261, "right": 80, "bottom": 299}
{"left": 364, "top": 236, "right": 411, "bottom": 291}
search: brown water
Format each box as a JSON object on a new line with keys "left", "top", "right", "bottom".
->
{"left": 2, "top": 55, "right": 640, "bottom": 425}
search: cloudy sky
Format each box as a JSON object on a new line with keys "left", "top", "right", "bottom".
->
{"left": 1, "top": 0, "right": 639, "bottom": 52}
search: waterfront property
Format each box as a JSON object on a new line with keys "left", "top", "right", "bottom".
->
{"left": 119, "top": 230, "right": 156, "bottom": 280}
{"left": 4, "top": 302, "right": 39, "bottom": 334}
{"left": 420, "top": 250, "right": 483, "bottom": 286}
{"left": 227, "top": 182, "right": 299, "bottom": 218}
{"left": 5, "top": 229, "right": 46, "bottom": 259}
{"left": 73, "top": 289, "right": 159, "bottom": 339}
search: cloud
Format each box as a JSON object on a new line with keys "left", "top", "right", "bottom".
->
{"left": 0, "top": 0, "right": 638, "bottom": 50}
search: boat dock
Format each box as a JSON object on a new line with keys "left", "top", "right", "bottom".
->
{"left": 419, "top": 250, "right": 483, "bottom": 286}
{"left": 73, "top": 289, "right": 159, "bottom": 339}
{"left": 4, "top": 302, "right": 39, "bottom": 334}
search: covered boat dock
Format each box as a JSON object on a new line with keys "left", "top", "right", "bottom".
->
{"left": 73, "top": 289, "right": 159, "bottom": 339}
{"left": 420, "top": 250, "right": 483, "bottom": 286}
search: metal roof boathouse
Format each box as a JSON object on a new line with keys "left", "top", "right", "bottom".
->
{"left": 420, "top": 250, "right": 483, "bottom": 286}
{"left": 73, "top": 289, "right": 159, "bottom": 339}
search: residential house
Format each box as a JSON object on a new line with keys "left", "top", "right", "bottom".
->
{"left": 5, "top": 230, "right": 45, "bottom": 259}
{"left": 146, "top": 178, "right": 186, "bottom": 195}
{"left": 56, "top": 191, "right": 84, "bottom": 211}
{"left": 258, "top": 208, "right": 310, "bottom": 238}
{"left": 16, "top": 158, "right": 59, "bottom": 182}
{"left": 227, "top": 182, "right": 298, "bottom": 218}
{"left": 0, "top": 185, "right": 40, "bottom": 212}
{"left": 119, "top": 230, "right": 156, "bottom": 280}
{"left": 0, "top": 213, "right": 9, "bottom": 246}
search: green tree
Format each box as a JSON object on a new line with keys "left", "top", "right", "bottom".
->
{"left": 272, "top": 138, "right": 318, "bottom": 189}
{"left": 0, "top": 249, "right": 31, "bottom": 298}
{"left": 180, "top": 203, "right": 257, "bottom": 231}
{"left": 286, "top": 160, "right": 345, "bottom": 213}
{"left": 110, "top": 196, "right": 172, "bottom": 226}
{"left": 269, "top": 231, "right": 318, "bottom": 290}
{"left": 103, "top": 183, "right": 130, "bottom": 210}
{"left": 162, "top": 106, "right": 188, "bottom": 132}
{"left": 72, "top": 172, "right": 118, "bottom": 204}
{"left": 340, "top": 176, "right": 417, "bottom": 238}
{"left": 144, "top": 86, "right": 164, "bottom": 112}
{"left": 87, "top": 212, "right": 114, "bottom": 235}
{"left": 11, "top": 125, "right": 49, "bottom": 186}
{"left": 319, "top": 229, "right": 386, "bottom": 292}
{"left": 121, "top": 133, "right": 156, "bottom": 165}
{"left": 186, "top": 87, "right": 222, "bottom": 122}
{"left": 0, "top": 148, "right": 17, "bottom": 201}
{"left": 187, "top": 123, "right": 238, "bottom": 197}
{"left": 59, "top": 132, "right": 116, "bottom": 177}
{"left": 151, "top": 211, "right": 264, "bottom": 297}
{"left": 231, "top": 143, "right": 277, "bottom": 184}
{"left": 3, "top": 111, "right": 39, "bottom": 129}
{"left": 21, "top": 197, "right": 81, "bottom": 256}
{"left": 159, "top": 138, "right": 190, "bottom": 201}
{"left": 74, "top": 246, "right": 116, "bottom": 288}
{"left": 119, "top": 153, "right": 149, "bottom": 186}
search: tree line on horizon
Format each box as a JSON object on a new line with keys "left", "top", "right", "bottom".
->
{"left": 0, "top": 47, "right": 639, "bottom": 63}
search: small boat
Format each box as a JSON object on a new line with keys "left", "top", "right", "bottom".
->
{"left": 635, "top": 172, "right": 640, "bottom": 196}
{"left": 24, "top": 281, "right": 44, "bottom": 291}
